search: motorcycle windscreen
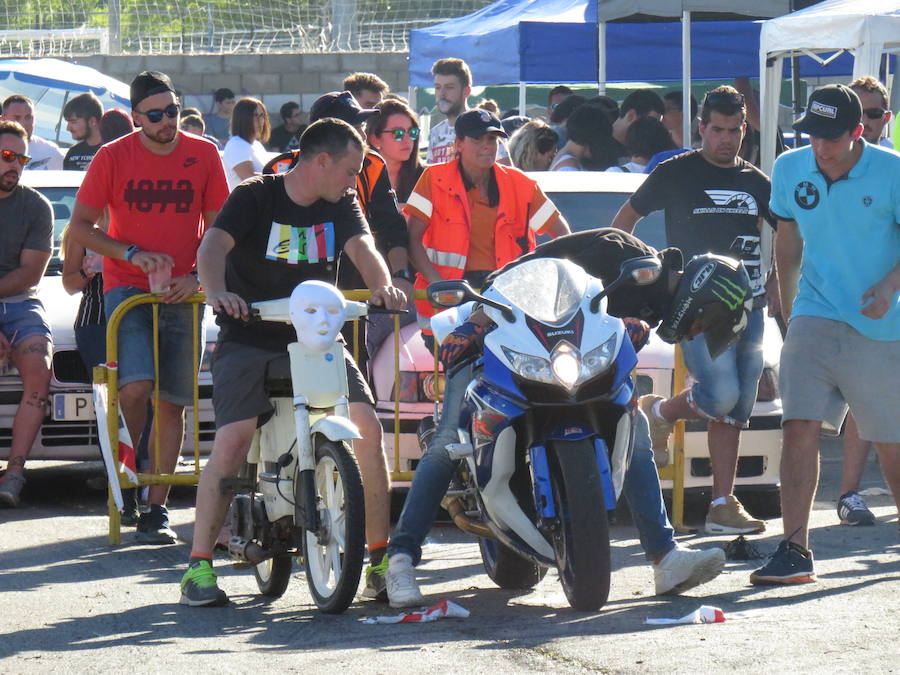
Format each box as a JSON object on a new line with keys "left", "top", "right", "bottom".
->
{"left": 488, "top": 258, "right": 590, "bottom": 325}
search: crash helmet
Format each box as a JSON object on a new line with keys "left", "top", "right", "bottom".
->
{"left": 657, "top": 253, "right": 753, "bottom": 359}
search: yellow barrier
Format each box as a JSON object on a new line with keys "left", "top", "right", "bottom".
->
{"left": 100, "top": 292, "right": 205, "bottom": 544}
{"left": 656, "top": 344, "right": 689, "bottom": 532}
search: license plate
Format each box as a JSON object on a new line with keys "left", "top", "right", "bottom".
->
{"left": 52, "top": 393, "right": 95, "bottom": 421}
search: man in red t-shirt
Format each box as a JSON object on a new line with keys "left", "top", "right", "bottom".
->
{"left": 69, "top": 71, "right": 229, "bottom": 544}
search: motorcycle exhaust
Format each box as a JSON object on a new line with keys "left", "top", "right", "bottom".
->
{"left": 441, "top": 496, "right": 495, "bottom": 540}
{"left": 228, "top": 536, "right": 274, "bottom": 565}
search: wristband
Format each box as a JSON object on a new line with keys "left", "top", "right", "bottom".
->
{"left": 124, "top": 244, "right": 140, "bottom": 262}
{"left": 392, "top": 269, "right": 414, "bottom": 283}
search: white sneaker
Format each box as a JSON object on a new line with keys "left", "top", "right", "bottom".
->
{"left": 386, "top": 553, "right": 426, "bottom": 608}
{"left": 654, "top": 546, "right": 726, "bottom": 595}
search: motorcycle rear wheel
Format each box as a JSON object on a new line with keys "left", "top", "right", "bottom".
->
{"left": 549, "top": 438, "right": 611, "bottom": 611}
{"left": 479, "top": 538, "right": 547, "bottom": 589}
{"left": 300, "top": 439, "right": 366, "bottom": 614}
{"left": 254, "top": 555, "right": 293, "bottom": 597}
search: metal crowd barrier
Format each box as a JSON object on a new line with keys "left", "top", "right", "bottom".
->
{"left": 100, "top": 288, "right": 688, "bottom": 542}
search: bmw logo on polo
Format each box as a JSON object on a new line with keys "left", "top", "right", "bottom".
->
{"left": 794, "top": 181, "right": 820, "bottom": 210}
{"left": 691, "top": 262, "right": 716, "bottom": 292}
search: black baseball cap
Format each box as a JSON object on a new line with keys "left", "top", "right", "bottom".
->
{"left": 130, "top": 71, "right": 176, "bottom": 109}
{"left": 455, "top": 109, "right": 508, "bottom": 139}
{"left": 793, "top": 84, "right": 862, "bottom": 140}
{"left": 309, "top": 91, "right": 378, "bottom": 126}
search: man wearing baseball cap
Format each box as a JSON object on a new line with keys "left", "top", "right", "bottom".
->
{"left": 751, "top": 84, "right": 900, "bottom": 585}
{"left": 406, "top": 108, "right": 570, "bottom": 341}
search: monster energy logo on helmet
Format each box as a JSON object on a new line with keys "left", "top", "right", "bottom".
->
{"left": 710, "top": 277, "right": 749, "bottom": 311}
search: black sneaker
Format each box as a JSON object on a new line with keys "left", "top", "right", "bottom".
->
{"left": 120, "top": 488, "right": 140, "bottom": 527}
{"left": 750, "top": 540, "right": 816, "bottom": 585}
{"left": 136, "top": 504, "right": 177, "bottom": 545}
{"left": 837, "top": 491, "right": 876, "bottom": 526}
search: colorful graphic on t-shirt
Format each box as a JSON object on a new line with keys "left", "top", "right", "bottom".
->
{"left": 265, "top": 221, "right": 335, "bottom": 264}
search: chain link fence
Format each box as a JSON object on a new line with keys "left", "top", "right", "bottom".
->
{"left": 0, "top": 0, "right": 492, "bottom": 56}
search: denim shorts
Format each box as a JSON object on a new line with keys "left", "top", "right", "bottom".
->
{"left": 105, "top": 286, "right": 205, "bottom": 407}
{"left": 0, "top": 299, "right": 51, "bottom": 345}
{"left": 679, "top": 307, "right": 765, "bottom": 428}
{"left": 780, "top": 315, "right": 900, "bottom": 442}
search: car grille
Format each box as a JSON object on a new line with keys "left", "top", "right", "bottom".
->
{"left": 0, "top": 420, "right": 217, "bottom": 449}
{"left": 53, "top": 350, "right": 91, "bottom": 385}
{"left": 691, "top": 456, "right": 765, "bottom": 478}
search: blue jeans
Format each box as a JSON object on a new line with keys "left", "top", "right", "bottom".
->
{"left": 105, "top": 286, "right": 204, "bottom": 407}
{"left": 388, "top": 363, "right": 675, "bottom": 565}
{"left": 680, "top": 307, "right": 765, "bottom": 428}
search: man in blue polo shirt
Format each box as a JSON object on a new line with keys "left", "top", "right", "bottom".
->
{"left": 751, "top": 85, "right": 900, "bottom": 585}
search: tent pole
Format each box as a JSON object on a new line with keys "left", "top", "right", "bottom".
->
{"left": 518, "top": 81, "right": 526, "bottom": 116}
{"left": 408, "top": 85, "right": 417, "bottom": 112}
{"left": 598, "top": 21, "right": 606, "bottom": 95}
{"left": 682, "top": 11, "right": 691, "bottom": 149}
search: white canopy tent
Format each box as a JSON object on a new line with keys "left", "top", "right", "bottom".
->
{"left": 759, "top": 0, "right": 900, "bottom": 174}
{"left": 598, "top": 1, "right": 791, "bottom": 150}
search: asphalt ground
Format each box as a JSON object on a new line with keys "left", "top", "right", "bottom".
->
{"left": 1, "top": 435, "right": 898, "bottom": 673}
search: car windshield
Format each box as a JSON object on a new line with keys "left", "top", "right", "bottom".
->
{"left": 490, "top": 258, "right": 588, "bottom": 324}
{"left": 34, "top": 185, "right": 78, "bottom": 275}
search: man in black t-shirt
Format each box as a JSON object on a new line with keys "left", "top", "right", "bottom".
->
{"left": 384, "top": 228, "right": 729, "bottom": 608}
{"left": 181, "top": 119, "right": 406, "bottom": 607}
{"left": 612, "top": 86, "right": 775, "bottom": 537}
{"left": 266, "top": 101, "right": 305, "bottom": 153}
{"left": 62, "top": 93, "right": 103, "bottom": 171}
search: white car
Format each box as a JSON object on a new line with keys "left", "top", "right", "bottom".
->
{"left": 371, "top": 170, "right": 783, "bottom": 515}
{"left": 0, "top": 171, "right": 216, "bottom": 462}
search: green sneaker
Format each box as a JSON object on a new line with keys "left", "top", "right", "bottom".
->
{"left": 180, "top": 560, "right": 228, "bottom": 607}
{"left": 362, "top": 555, "right": 389, "bottom": 602}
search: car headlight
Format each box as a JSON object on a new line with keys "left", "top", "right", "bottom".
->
{"left": 502, "top": 346, "right": 554, "bottom": 385}
{"left": 581, "top": 334, "right": 617, "bottom": 380}
{"left": 551, "top": 342, "right": 581, "bottom": 390}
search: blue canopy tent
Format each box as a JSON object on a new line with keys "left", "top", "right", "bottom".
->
{"left": 408, "top": 0, "right": 852, "bottom": 114}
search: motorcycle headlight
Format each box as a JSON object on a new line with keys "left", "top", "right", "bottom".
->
{"left": 551, "top": 342, "right": 581, "bottom": 390}
{"left": 502, "top": 346, "right": 554, "bottom": 385}
{"left": 581, "top": 334, "right": 617, "bottom": 380}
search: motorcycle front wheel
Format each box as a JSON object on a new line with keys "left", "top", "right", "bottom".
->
{"left": 549, "top": 438, "right": 611, "bottom": 611}
{"left": 479, "top": 538, "right": 548, "bottom": 589}
{"left": 300, "top": 439, "right": 366, "bottom": 614}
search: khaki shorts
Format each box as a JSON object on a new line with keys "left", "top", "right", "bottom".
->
{"left": 780, "top": 315, "right": 900, "bottom": 443}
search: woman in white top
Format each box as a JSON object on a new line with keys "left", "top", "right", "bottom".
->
{"left": 550, "top": 103, "right": 617, "bottom": 172}
{"left": 222, "top": 97, "right": 271, "bottom": 190}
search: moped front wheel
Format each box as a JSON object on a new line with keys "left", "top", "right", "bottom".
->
{"left": 300, "top": 439, "right": 366, "bottom": 614}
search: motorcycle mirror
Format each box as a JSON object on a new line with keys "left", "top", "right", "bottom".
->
{"left": 589, "top": 256, "right": 662, "bottom": 313}
{"left": 427, "top": 280, "right": 473, "bottom": 308}
{"left": 624, "top": 256, "right": 662, "bottom": 285}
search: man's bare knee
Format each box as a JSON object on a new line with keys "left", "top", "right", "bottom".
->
{"left": 119, "top": 380, "right": 153, "bottom": 407}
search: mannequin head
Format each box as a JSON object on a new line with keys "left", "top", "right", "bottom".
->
{"left": 289, "top": 281, "right": 346, "bottom": 352}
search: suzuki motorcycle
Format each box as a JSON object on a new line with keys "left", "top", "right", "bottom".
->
{"left": 427, "top": 255, "right": 661, "bottom": 611}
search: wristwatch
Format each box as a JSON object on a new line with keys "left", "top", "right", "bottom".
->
{"left": 124, "top": 244, "right": 141, "bottom": 262}
{"left": 392, "top": 269, "right": 414, "bottom": 283}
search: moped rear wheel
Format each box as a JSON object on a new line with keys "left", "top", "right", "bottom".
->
{"left": 300, "top": 439, "right": 366, "bottom": 614}
{"left": 549, "top": 439, "right": 611, "bottom": 611}
{"left": 254, "top": 556, "right": 293, "bottom": 597}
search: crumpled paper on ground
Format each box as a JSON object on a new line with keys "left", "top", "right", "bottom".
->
{"left": 645, "top": 605, "right": 755, "bottom": 625}
{"left": 363, "top": 598, "right": 470, "bottom": 624}
{"left": 859, "top": 487, "right": 890, "bottom": 496}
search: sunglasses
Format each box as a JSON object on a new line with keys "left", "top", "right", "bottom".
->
{"left": 0, "top": 149, "right": 30, "bottom": 166}
{"left": 138, "top": 103, "right": 180, "bottom": 123}
{"left": 383, "top": 127, "right": 419, "bottom": 141}
{"left": 863, "top": 107, "right": 887, "bottom": 120}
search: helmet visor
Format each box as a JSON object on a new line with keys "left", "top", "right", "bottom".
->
{"left": 697, "top": 301, "right": 746, "bottom": 359}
